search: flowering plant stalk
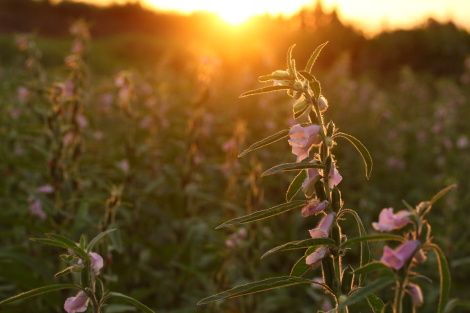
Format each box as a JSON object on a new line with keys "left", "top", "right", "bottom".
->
{"left": 199, "top": 43, "right": 452, "bottom": 312}
{"left": 0, "top": 230, "right": 154, "bottom": 313}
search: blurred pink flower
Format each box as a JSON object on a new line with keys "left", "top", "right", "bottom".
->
{"left": 381, "top": 240, "right": 420, "bottom": 270}
{"left": 288, "top": 124, "right": 322, "bottom": 162}
{"left": 301, "top": 199, "right": 328, "bottom": 217}
{"left": 457, "top": 135, "right": 469, "bottom": 149}
{"left": 406, "top": 283, "right": 424, "bottom": 307}
{"left": 306, "top": 246, "right": 329, "bottom": 268}
{"left": 28, "top": 195, "right": 46, "bottom": 220}
{"left": 64, "top": 291, "right": 89, "bottom": 313}
{"left": 17, "top": 86, "right": 30, "bottom": 102}
{"left": 37, "top": 185, "right": 54, "bottom": 194}
{"left": 309, "top": 212, "right": 335, "bottom": 239}
{"left": 372, "top": 208, "right": 411, "bottom": 232}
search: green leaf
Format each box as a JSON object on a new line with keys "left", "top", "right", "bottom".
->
{"left": 337, "top": 276, "right": 395, "bottom": 309}
{"left": 262, "top": 162, "right": 324, "bottom": 176}
{"left": 287, "top": 44, "right": 297, "bottom": 79}
{"left": 238, "top": 129, "right": 289, "bottom": 157}
{"left": 198, "top": 276, "right": 312, "bottom": 305}
{"left": 286, "top": 170, "right": 307, "bottom": 202}
{"left": 54, "top": 266, "right": 76, "bottom": 278}
{"left": 29, "top": 238, "right": 71, "bottom": 250}
{"left": 216, "top": 200, "right": 307, "bottom": 229}
{"left": 310, "top": 80, "right": 321, "bottom": 99}
{"left": 290, "top": 255, "right": 310, "bottom": 277}
{"left": 305, "top": 42, "right": 328, "bottom": 73}
{"left": 239, "top": 85, "right": 293, "bottom": 98}
{"left": 293, "top": 100, "right": 310, "bottom": 119}
{"left": 334, "top": 132, "right": 373, "bottom": 179}
{"left": 262, "top": 238, "right": 335, "bottom": 259}
{"left": 340, "top": 234, "right": 405, "bottom": 249}
{"left": 341, "top": 209, "right": 370, "bottom": 285}
{"left": 0, "top": 284, "right": 79, "bottom": 305}
{"left": 354, "top": 262, "right": 390, "bottom": 276}
{"left": 430, "top": 184, "right": 457, "bottom": 205}
{"left": 87, "top": 229, "right": 116, "bottom": 252}
{"left": 297, "top": 71, "right": 315, "bottom": 81}
{"left": 44, "top": 234, "right": 90, "bottom": 264}
{"left": 367, "top": 294, "right": 386, "bottom": 313}
{"left": 106, "top": 292, "right": 155, "bottom": 313}
{"left": 429, "top": 243, "right": 451, "bottom": 313}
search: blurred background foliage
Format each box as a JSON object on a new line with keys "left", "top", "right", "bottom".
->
{"left": 0, "top": 0, "right": 469, "bottom": 312}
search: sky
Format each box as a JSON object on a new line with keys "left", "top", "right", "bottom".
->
{"left": 70, "top": 0, "right": 470, "bottom": 35}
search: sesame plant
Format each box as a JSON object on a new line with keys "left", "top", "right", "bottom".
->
{"left": 0, "top": 230, "right": 153, "bottom": 313}
{"left": 199, "top": 43, "right": 452, "bottom": 312}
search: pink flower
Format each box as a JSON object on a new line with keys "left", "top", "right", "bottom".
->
{"left": 372, "top": 208, "right": 411, "bottom": 232}
{"left": 306, "top": 246, "right": 329, "bottom": 268}
{"left": 406, "top": 283, "right": 424, "bottom": 307}
{"left": 288, "top": 124, "right": 322, "bottom": 162}
{"left": 37, "top": 185, "right": 54, "bottom": 194}
{"left": 309, "top": 212, "right": 335, "bottom": 239}
{"left": 301, "top": 199, "right": 328, "bottom": 217}
{"left": 301, "top": 165, "right": 320, "bottom": 197}
{"left": 28, "top": 195, "right": 46, "bottom": 220}
{"left": 77, "top": 252, "right": 103, "bottom": 274}
{"left": 89, "top": 252, "right": 104, "bottom": 274}
{"left": 64, "top": 291, "right": 89, "bottom": 313}
{"left": 326, "top": 163, "right": 342, "bottom": 189}
{"left": 381, "top": 240, "right": 420, "bottom": 270}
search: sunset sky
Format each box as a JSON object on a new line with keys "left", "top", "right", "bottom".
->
{"left": 67, "top": 0, "right": 469, "bottom": 35}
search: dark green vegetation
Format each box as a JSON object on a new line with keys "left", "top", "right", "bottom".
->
{"left": 0, "top": 1, "right": 469, "bottom": 312}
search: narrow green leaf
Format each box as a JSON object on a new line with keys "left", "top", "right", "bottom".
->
{"left": 286, "top": 170, "right": 307, "bottom": 202}
{"left": 429, "top": 243, "right": 451, "bottom": 313}
{"left": 430, "top": 184, "right": 457, "bottom": 205}
{"left": 238, "top": 129, "right": 289, "bottom": 157}
{"left": 107, "top": 292, "right": 155, "bottom": 313}
{"left": 341, "top": 209, "right": 370, "bottom": 285}
{"left": 290, "top": 255, "right": 310, "bottom": 277}
{"left": 334, "top": 132, "right": 373, "bottom": 179}
{"left": 337, "top": 276, "right": 395, "bottom": 309}
{"left": 240, "top": 85, "right": 293, "bottom": 98}
{"left": 297, "top": 71, "right": 315, "bottom": 81}
{"left": 216, "top": 200, "right": 307, "bottom": 229}
{"left": 262, "top": 238, "right": 335, "bottom": 259}
{"left": 354, "top": 262, "right": 389, "bottom": 276}
{"left": 198, "top": 276, "right": 312, "bottom": 305}
{"left": 258, "top": 74, "right": 292, "bottom": 82}
{"left": 310, "top": 80, "right": 321, "bottom": 99}
{"left": 262, "top": 162, "right": 324, "bottom": 176}
{"left": 367, "top": 294, "right": 386, "bottom": 313}
{"left": 0, "top": 284, "right": 79, "bottom": 305}
{"left": 45, "top": 234, "right": 90, "bottom": 264}
{"left": 87, "top": 229, "right": 116, "bottom": 252}
{"left": 287, "top": 44, "right": 297, "bottom": 79}
{"left": 54, "top": 266, "right": 76, "bottom": 278}
{"left": 340, "top": 234, "right": 405, "bottom": 249}
{"left": 305, "top": 42, "right": 328, "bottom": 73}
{"left": 293, "top": 100, "right": 310, "bottom": 119}
{"left": 29, "top": 238, "right": 71, "bottom": 250}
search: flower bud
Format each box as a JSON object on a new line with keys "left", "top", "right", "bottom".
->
{"left": 406, "top": 283, "right": 424, "bottom": 307}
{"left": 331, "top": 186, "right": 343, "bottom": 212}
{"left": 318, "top": 96, "right": 329, "bottom": 112}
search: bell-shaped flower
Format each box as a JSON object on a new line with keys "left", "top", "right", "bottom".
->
{"left": 381, "top": 240, "right": 420, "bottom": 270}
{"left": 406, "top": 283, "right": 424, "bottom": 307}
{"left": 77, "top": 252, "right": 104, "bottom": 274}
{"left": 372, "top": 208, "right": 411, "bottom": 232}
{"left": 309, "top": 212, "right": 335, "bottom": 239}
{"left": 306, "top": 246, "right": 329, "bottom": 268}
{"left": 302, "top": 166, "right": 321, "bottom": 198}
{"left": 318, "top": 96, "right": 329, "bottom": 112}
{"left": 288, "top": 124, "right": 322, "bottom": 162}
{"left": 64, "top": 291, "right": 89, "bottom": 313}
{"left": 302, "top": 199, "right": 328, "bottom": 217}
{"left": 326, "top": 163, "right": 342, "bottom": 189}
